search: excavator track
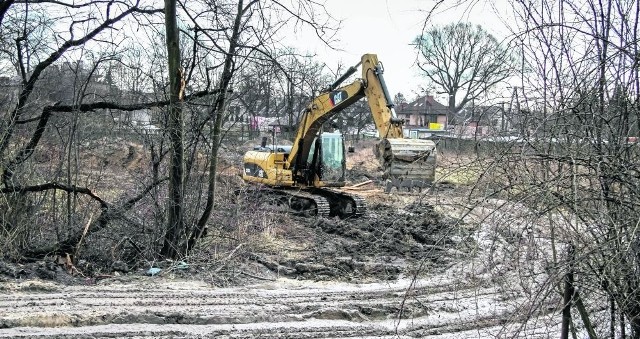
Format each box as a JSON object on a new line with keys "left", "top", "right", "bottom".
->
{"left": 340, "top": 190, "right": 367, "bottom": 218}
{"left": 286, "top": 190, "right": 331, "bottom": 218}
{"left": 314, "top": 188, "right": 367, "bottom": 219}
{"left": 238, "top": 186, "right": 330, "bottom": 218}
{"left": 238, "top": 186, "right": 364, "bottom": 219}
{"left": 352, "top": 194, "right": 367, "bottom": 218}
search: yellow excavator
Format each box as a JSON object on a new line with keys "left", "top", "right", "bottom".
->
{"left": 242, "top": 54, "right": 436, "bottom": 218}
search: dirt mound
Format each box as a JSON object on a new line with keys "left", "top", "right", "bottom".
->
{"left": 0, "top": 260, "right": 83, "bottom": 285}
{"left": 249, "top": 199, "right": 470, "bottom": 282}
{"left": 316, "top": 202, "right": 454, "bottom": 257}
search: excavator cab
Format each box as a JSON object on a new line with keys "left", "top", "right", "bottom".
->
{"left": 306, "top": 132, "right": 346, "bottom": 186}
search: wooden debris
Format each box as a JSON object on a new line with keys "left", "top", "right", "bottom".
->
{"left": 343, "top": 180, "right": 373, "bottom": 190}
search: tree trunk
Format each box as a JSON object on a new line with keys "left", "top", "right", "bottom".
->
{"left": 560, "top": 245, "right": 575, "bottom": 339}
{"left": 161, "top": 0, "right": 185, "bottom": 259}
{"left": 448, "top": 93, "right": 456, "bottom": 125}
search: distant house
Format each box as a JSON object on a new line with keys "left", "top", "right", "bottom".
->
{"left": 396, "top": 95, "right": 451, "bottom": 138}
{"left": 396, "top": 95, "right": 450, "bottom": 129}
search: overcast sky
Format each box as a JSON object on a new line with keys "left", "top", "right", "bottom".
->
{"left": 290, "top": 0, "right": 511, "bottom": 102}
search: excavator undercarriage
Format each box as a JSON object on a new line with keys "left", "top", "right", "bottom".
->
{"left": 239, "top": 185, "right": 366, "bottom": 219}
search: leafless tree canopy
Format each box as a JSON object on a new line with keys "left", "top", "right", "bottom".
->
{"left": 415, "top": 22, "right": 516, "bottom": 114}
{"left": 2, "top": 0, "right": 638, "bottom": 336}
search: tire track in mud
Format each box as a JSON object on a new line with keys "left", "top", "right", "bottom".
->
{"left": 0, "top": 276, "right": 554, "bottom": 338}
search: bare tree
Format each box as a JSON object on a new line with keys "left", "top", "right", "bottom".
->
{"left": 0, "top": 0, "right": 337, "bottom": 266}
{"left": 414, "top": 22, "right": 515, "bottom": 115}
{"left": 506, "top": 0, "right": 640, "bottom": 335}
{"left": 0, "top": 1, "right": 166, "bottom": 260}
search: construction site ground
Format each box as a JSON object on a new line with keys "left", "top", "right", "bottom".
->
{"left": 0, "top": 140, "right": 561, "bottom": 338}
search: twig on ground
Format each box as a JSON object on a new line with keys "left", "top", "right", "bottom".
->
{"left": 213, "top": 243, "right": 244, "bottom": 273}
{"left": 240, "top": 270, "right": 275, "bottom": 281}
{"left": 73, "top": 214, "right": 93, "bottom": 260}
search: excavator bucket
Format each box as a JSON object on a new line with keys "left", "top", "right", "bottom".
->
{"left": 376, "top": 138, "right": 437, "bottom": 192}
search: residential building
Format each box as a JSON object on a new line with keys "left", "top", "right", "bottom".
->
{"left": 396, "top": 95, "right": 450, "bottom": 129}
{"left": 396, "top": 94, "right": 451, "bottom": 138}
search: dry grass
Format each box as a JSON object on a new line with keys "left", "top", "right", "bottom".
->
{"left": 433, "top": 151, "right": 482, "bottom": 185}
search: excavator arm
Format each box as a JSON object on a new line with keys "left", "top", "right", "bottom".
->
{"left": 360, "top": 54, "right": 404, "bottom": 139}
{"left": 287, "top": 54, "right": 402, "bottom": 169}
{"left": 286, "top": 79, "right": 365, "bottom": 171}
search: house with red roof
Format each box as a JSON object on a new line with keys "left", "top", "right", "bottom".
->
{"left": 396, "top": 95, "right": 451, "bottom": 138}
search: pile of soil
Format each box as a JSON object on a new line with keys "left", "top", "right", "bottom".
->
{"left": 250, "top": 199, "right": 470, "bottom": 282}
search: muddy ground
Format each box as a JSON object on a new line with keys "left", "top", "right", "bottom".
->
{"left": 0, "top": 141, "right": 562, "bottom": 338}
{"left": 0, "top": 189, "right": 562, "bottom": 338}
